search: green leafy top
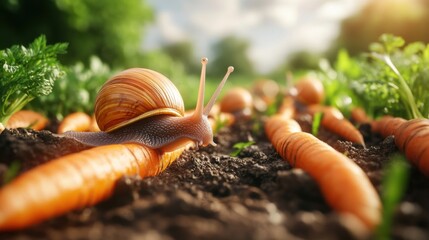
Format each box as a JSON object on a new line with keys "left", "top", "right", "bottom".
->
{"left": 318, "top": 34, "right": 429, "bottom": 119}
{"left": 363, "top": 34, "right": 428, "bottom": 119}
{"left": 27, "top": 56, "right": 113, "bottom": 120}
{"left": 316, "top": 51, "right": 360, "bottom": 117}
{"left": 0, "top": 35, "right": 67, "bottom": 124}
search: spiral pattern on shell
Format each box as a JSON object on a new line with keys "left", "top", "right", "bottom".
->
{"left": 95, "top": 68, "right": 185, "bottom": 132}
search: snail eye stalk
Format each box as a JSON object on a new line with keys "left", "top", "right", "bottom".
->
{"left": 203, "top": 66, "right": 234, "bottom": 116}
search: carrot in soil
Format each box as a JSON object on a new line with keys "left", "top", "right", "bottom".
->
{"left": 307, "top": 105, "right": 365, "bottom": 146}
{"left": 393, "top": 119, "right": 429, "bottom": 176}
{"left": 0, "top": 142, "right": 193, "bottom": 231}
{"left": 6, "top": 110, "right": 48, "bottom": 130}
{"left": 371, "top": 116, "right": 406, "bottom": 138}
{"left": 57, "top": 112, "right": 92, "bottom": 134}
{"left": 265, "top": 114, "right": 381, "bottom": 230}
{"left": 372, "top": 117, "right": 429, "bottom": 176}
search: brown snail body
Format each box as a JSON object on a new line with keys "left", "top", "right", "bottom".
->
{"left": 64, "top": 58, "right": 234, "bottom": 152}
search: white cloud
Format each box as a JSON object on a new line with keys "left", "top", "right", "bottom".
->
{"left": 143, "top": 0, "right": 368, "bottom": 73}
{"left": 158, "top": 12, "right": 188, "bottom": 43}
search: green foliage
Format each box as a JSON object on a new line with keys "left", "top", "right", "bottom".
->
{"left": 2, "top": 160, "right": 21, "bottom": 185}
{"left": 376, "top": 155, "right": 409, "bottom": 240}
{"left": 210, "top": 36, "right": 255, "bottom": 77}
{"left": 316, "top": 51, "right": 360, "bottom": 116}
{"left": 0, "top": 0, "right": 152, "bottom": 67}
{"left": 27, "top": 56, "right": 113, "bottom": 120}
{"left": 163, "top": 41, "right": 200, "bottom": 73}
{"left": 230, "top": 141, "right": 255, "bottom": 157}
{"left": 318, "top": 34, "right": 429, "bottom": 119}
{"left": 0, "top": 35, "right": 67, "bottom": 124}
{"left": 354, "top": 34, "right": 428, "bottom": 119}
{"left": 311, "top": 112, "right": 323, "bottom": 137}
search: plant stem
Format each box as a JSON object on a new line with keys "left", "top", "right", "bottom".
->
{"left": 381, "top": 54, "right": 423, "bottom": 119}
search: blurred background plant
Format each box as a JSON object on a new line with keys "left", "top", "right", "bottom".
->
{"left": 0, "top": 0, "right": 152, "bottom": 68}
{"left": 26, "top": 56, "right": 113, "bottom": 120}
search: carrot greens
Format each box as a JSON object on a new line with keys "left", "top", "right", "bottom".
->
{"left": 27, "top": 56, "right": 113, "bottom": 120}
{"left": 318, "top": 34, "right": 428, "bottom": 119}
{"left": 364, "top": 34, "right": 427, "bottom": 119}
{"left": 0, "top": 35, "right": 67, "bottom": 125}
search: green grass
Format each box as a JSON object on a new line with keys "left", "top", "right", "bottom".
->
{"left": 376, "top": 154, "right": 410, "bottom": 240}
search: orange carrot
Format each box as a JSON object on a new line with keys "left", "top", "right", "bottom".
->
{"left": 277, "top": 95, "right": 296, "bottom": 119}
{"left": 371, "top": 117, "right": 429, "bottom": 175}
{"left": 307, "top": 105, "right": 365, "bottom": 146}
{"left": 0, "top": 142, "right": 193, "bottom": 231}
{"left": 57, "top": 112, "right": 92, "bottom": 134}
{"left": 351, "top": 107, "right": 371, "bottom": 124}
{"left": 6, "top": 110, "right": 48, "bottom": 130}
{"left": 292, "top": 76, "right": 325, "bottom": 105}
{"left": 370, "top": 116, "right": 406, "bottom": 138}
{"left": 393, "top": 119, "right": 429, "bottom": 176}
{"left": 265, "top": 114, "right": 381, "bottom": 230}
{"left": 265, "top": 114, "right": 300, "bottom": 140}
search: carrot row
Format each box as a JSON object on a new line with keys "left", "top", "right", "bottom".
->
{"left": 0, "top": 142, "right": 192, "bottom": 231}
{"left": 4, "top": 110, "right": 100, "bottom": 134}
{"left": 265, "top": 114, "right": 381, "bottom": 230}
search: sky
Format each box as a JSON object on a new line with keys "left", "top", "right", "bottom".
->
{"left": 142, "top": 0, "right": 368, "bottom": 73}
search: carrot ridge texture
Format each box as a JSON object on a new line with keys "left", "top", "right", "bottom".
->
{"left": 372, "top": 117, "right": 429, "bottom": 176}
{"left": 0, "top": 143, "right": 189, "bottom": 231}
{"left": 307, "top": 105, "right": 365, "bottom": 146}
{"left": 265, "top": 115, "right": 381, "bottom": 230}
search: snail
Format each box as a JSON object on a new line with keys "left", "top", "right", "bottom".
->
{"left": 64, "top": 58, "right": 234, "bottom": 152}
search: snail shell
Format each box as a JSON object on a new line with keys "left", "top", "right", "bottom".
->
{"left": 95, "top": 68, "right": 185, "bottom": 132}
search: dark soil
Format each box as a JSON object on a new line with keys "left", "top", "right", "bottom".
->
{"left": 0, "top": 117, "right": 429, "bottom": 240}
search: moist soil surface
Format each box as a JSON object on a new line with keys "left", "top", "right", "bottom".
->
{"left": 0, "top": 116, "right": 429, "bottom": 240}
